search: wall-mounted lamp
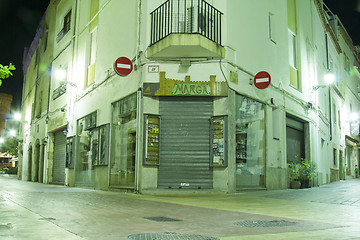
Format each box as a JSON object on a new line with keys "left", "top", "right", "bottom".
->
{"left": 14, "top": 113, "right": 22, "bottom": 121}
{"left": 55, "top": 68, "right": 67, "bottom": 81}
{"left": 350, "top": 113, "right": 359, "bottom": 122}
{"left": 312, "top": 73, "right": 335, "bottom": 91}
{"left": 324, "top": 73, "right": 335, "bottom": 85}
{"left": 63, "top": 129, "right": 68, "bottom": 136}
{"left": 60, "top": 80, "right": 77, "bottom": 87}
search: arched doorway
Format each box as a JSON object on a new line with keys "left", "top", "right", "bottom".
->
{"left": 33, "top": 140, "right": 40, "bottom": 182}
{"left": 27, "top": 146, "right": 32, "bottom": 181}
{"left": 39, "top": 139, "right": 45, "bottom": 183}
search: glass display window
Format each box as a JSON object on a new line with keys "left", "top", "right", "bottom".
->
{"left": 110, "top": 93, "right": 137, "bottom": 187}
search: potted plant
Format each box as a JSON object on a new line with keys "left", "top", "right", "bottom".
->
{"left": 289, "top": 161, "right": 301, "bottom": 189}
{"left": 298, "top": 158, "right": 316, "bottom": 188}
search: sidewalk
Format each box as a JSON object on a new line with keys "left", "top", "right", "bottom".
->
{"left": 1, "top": 174, "right": 359, "bottom": 240}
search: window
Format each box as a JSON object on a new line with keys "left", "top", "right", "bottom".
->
{"left": 66, "top": 137, "right": 75, "bottom": 169}
{"left": 90, "top": 0, "right": 99, "bottom": 32}
{"left": 333, "top": 148, "right": 337, "bottom": 166}
{"left": 288, "top": 30, "right": 297, "bottom": 69}
{"left": 56, "top": 10, "right": 72, "bottom": 42}
{"left": 344, "top": 54, "right": 350, "bottom": 72}
{"left": 235, "top": 95, "right": 266, "bottom": 188}
{"left": 43, "top": 29, "right": 48, "bottom": 52}
{"left": 75, "top": 112, "right": 109, "bottom": 185}
{"left": 269, "top": 12, "right": 276, "bottom": 44}
{"left": 110, "top": 93, "right": 137, "bottom": 187}
{"left": 86, "top": 29, "right": 97, "bottom": 88}
{"left": 64, "top": 10, "right": 71, "bottom": 33}
{"left": 287, "top": 0, "right": 299, "bottom": 89}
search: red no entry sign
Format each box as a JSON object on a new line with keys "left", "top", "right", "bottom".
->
{"left": 254, "top": 71, "right": 271, "bottom": 89}
{"left": 114, "top": 57, "right": 133, "bottom": 76}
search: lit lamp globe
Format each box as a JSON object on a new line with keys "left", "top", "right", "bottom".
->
{"left": 55, "top": 69, "right": 67, "bottom": 80}
{"left": 324, "top": 73, "right": 335, "bottom": 85}
{"left": 14, "top": 112, "right": 22, "bottom": 121}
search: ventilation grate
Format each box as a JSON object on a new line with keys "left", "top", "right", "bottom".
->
{"left": 128, "top": 232, "right": 219, "bottom": 240}
{"left": 234, "top": 220, "right": 297, "bottom": 228}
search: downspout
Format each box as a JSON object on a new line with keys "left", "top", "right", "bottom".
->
{"left": 329, "top": 87, "right": 332, "bottom": 141}
{"left": 135, "top": 0, "right": 142, "bottom": 193}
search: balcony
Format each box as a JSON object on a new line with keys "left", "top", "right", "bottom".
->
{"left": 147, "top": 0, "right": 224, "bottom": 59}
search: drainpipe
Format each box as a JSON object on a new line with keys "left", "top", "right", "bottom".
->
{"left": 329, "top": 86, "right": 332, "bottom": 141}
{"left": 135, "top": 0, "right": 142, "bottom": 193}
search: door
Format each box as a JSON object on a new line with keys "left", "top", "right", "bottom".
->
{"left": 52, "top": 130, "right": 66, "bottom": 184}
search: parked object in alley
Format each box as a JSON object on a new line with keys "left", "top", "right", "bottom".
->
{"left": 289, "top": 157, "right": 316, "bottom": 189}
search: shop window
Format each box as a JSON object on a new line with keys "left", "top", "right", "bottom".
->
{"left": 66, "top": 136, "right": 75, "bottom": 168}
{"left": 210, "top": 116, "right": 228, "bottom": 167}
{"left": 143, "top": 114, "right": 160, "bottom": 166}
{"left": 236, "top": 95, "right": 265, "bottom": 188}
{"left": 110, "top": 93, "right": 137, "bottom": 187}
{"left": 77, "top": 117, "right": 109, "bottom": 168}
{"left": 75, "top": 111, "right": 112, "bottom": 185}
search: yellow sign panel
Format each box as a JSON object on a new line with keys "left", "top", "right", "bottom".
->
{"left": 144, "top": 72, "right": 228, "bottom": 97}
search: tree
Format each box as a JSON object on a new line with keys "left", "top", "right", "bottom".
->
{"left": 0, "top": 137, "right": 18, "bottom": 157}
{"left": 0, "top": 63, "right": 16, "bottom": 87}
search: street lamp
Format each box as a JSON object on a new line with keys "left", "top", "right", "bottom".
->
{"left": 9, "top": 129, "right": 16, "bottom": 137}
{"left": 14, "top": 112, "right": 21, "bottom": 122}
{"left": 312, "top": 73, "right": 335, "bottom": 91}
{"left": 55, "top": 68, "right": 67, "bottom": 81}
{"left": 55, "top": 67, "right": 77, "bottom": 87}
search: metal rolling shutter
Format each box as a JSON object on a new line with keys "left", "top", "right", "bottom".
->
{"left": 158, "top": 97, "right": 213, "bottom": 189}
{"left": 52, "top": 131, "right": 66, "bottom": 184}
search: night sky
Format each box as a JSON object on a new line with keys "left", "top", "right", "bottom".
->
{"left": 0, "top": 0, "right": 48, "bottom": 112}
{"left": 0, "top": 0, "right": 359, "bottom": 112}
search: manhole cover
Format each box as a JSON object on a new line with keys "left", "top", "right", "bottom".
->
{"left": 234, "top": 220, "right": 297, "bottom": 228}
{"left": 128, "top": 232, "right": 219, "bottom": 240}
{"left": 143, "top": 216, "right": 182, "bottom": 222}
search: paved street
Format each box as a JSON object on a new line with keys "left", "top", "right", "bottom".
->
{"left": 0, "top": 174, "right": 360, "bottom": 240}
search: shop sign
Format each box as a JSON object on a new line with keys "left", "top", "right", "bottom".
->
{"left": 143, "top": 72, "right": 228, "bottom": 97}
{"left": 172, "top": 82, "right": 211, "bottom": 96}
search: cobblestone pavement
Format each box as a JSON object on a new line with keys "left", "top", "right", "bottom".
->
{"left": 0, "top": 174, "right": 359, "bottom": 240}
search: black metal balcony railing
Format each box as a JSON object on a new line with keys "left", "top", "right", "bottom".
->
{"left": 150, "top": 0, "right": 223, "bottom": 46}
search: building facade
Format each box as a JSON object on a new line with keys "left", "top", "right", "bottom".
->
{"left": 20, "top": 0, "right": 360, "bottom": 192}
